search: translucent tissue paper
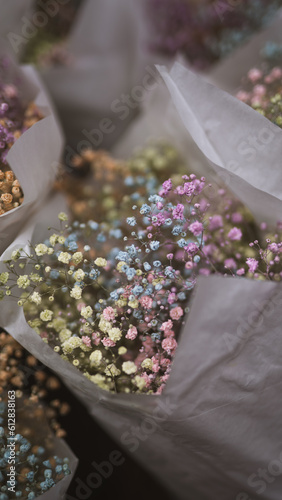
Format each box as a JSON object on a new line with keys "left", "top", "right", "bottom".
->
{"left": 22, "top": 0, "right": 152, "bottom": 153}
{"left": 37, "top": 437, "right": 78, "bottom": 500}
{"left": 0, "top": 394, "right": 78, "bottom": 499}
{"left": 0, "top": 58, "right": 64, "bottom": 256}
{"left": 2, "top": 63, "right": 282, "bottom": 499}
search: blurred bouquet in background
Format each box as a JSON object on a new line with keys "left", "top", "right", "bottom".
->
{"left": 1, "top": 2, "right": 282, "bottom": 499}
{"left": 0, "top": 330, "right": 77, "bottom": 499}
{"left": 145, "top": 0, "right": 282, "bottom": 70}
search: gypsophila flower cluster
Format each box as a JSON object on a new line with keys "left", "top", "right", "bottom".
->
{"left": 2, "top": 161, "right": 281, "bottom": 395}
{"left": 145, "top": 0, "right": 282, "bottom": 70}
{"left": 21, "top": 0, "right": 85, "bottom": 68}
{"left": 0, "top": 396, "right": 70, "bottom": 499}
{"left": 237, "top": 63, "right": 282, "bottom": 128}
{"left": 0, "top": 58, "right": 43, "bottom": 215}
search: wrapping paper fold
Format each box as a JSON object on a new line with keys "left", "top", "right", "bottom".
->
{"left": 0, "top": 59, "right": 64, "bottom": 256}
{"left": 1, "top": 60, "right": 282, "bottom": 498}
{"left": 0, "top": 0, "right": 33, "bottom": 43}
{"left": 37, "top": 437, "right": 78, "bottom": 500}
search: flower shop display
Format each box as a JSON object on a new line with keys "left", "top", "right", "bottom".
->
{"left": 145, "top": 0, "right": 282, "bottom": 70}
{"left": 0, "top": 54, "right": 63, "bottom": 256}
{"left": 1, "top": 59, "right": 282, "bottom": 498}
{"left": 208, "top": 7, "right": 282, "bottom": 94}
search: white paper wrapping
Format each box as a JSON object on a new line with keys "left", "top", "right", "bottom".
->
{"left": 0, "top": 59, "right": 64, "bottom": 256}
{"left": 32, "top": 0, "right": 152, "bottom": 152}
{"left": 1, "top": 61, "right": 282, "bottom": 498}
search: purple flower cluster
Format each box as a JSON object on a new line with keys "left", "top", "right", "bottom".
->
{"left": 146, "top": 0, "right": 282, "bottom": 69}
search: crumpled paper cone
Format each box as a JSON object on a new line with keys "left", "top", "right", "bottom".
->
{"left": 0, "top": 57, "right": 64, "bottom": 256}
{"left": 27, "top": 0, "right": 151, "bottom": 152}
{"left": 0, "top": 0, "right": 33, "bottom": 44}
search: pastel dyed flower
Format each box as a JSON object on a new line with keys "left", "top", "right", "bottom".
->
{"left": 122, "top": 361, "right": 137, "bottom": 375}
{"left": 58, "top": 252, "right": 72, "bottom": 264}
{"left": 189, "top": 221, "right": 203, "bottom": 237}
{"left": 102, "top": 307, "right": 116, "bottom": 321}
{"left": 35, "top": 244, "right": 49, "bottom": 256}
{"left": 228, "top": 227, "right": 242, "bottom": 241}
{"left": 246, "top": 258, "right": 259, "bottom": 273}
{"left": 139, "top": 296, "right": 153, "bottom": 309}
{"left": 81, "top": 306, "right": 93, "bottom": 319}
{"left": 125, "top": 326, "right": 138, "bottom": 340}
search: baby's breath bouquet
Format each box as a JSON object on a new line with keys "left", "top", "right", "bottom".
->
{"left": 0, "top": 173, "right": 270, "bottom": 395}
{"left": 0, "top": 53, "right": 64, "bottom": 256}
{"left": 2, "top": 63, "right": 282, "bottom": 499}
{"left": 145, "top": 0, "right": 282, "bottom": 70}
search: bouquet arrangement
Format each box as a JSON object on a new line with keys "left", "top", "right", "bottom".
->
{"left": 145, "top": 0, "right": 282, "bottom": 70}
{"left": 5, "top": 0, "right": 150, "bottom": 152}
{"left": 0, "top": 330, "right": 77, "bottom": 499}
{"left": 1, "top": 0, "right": 282, "bottom": 494}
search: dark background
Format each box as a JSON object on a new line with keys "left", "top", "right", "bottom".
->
{"left": 49, "top": 376, "right": 174, "bottom": 500}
